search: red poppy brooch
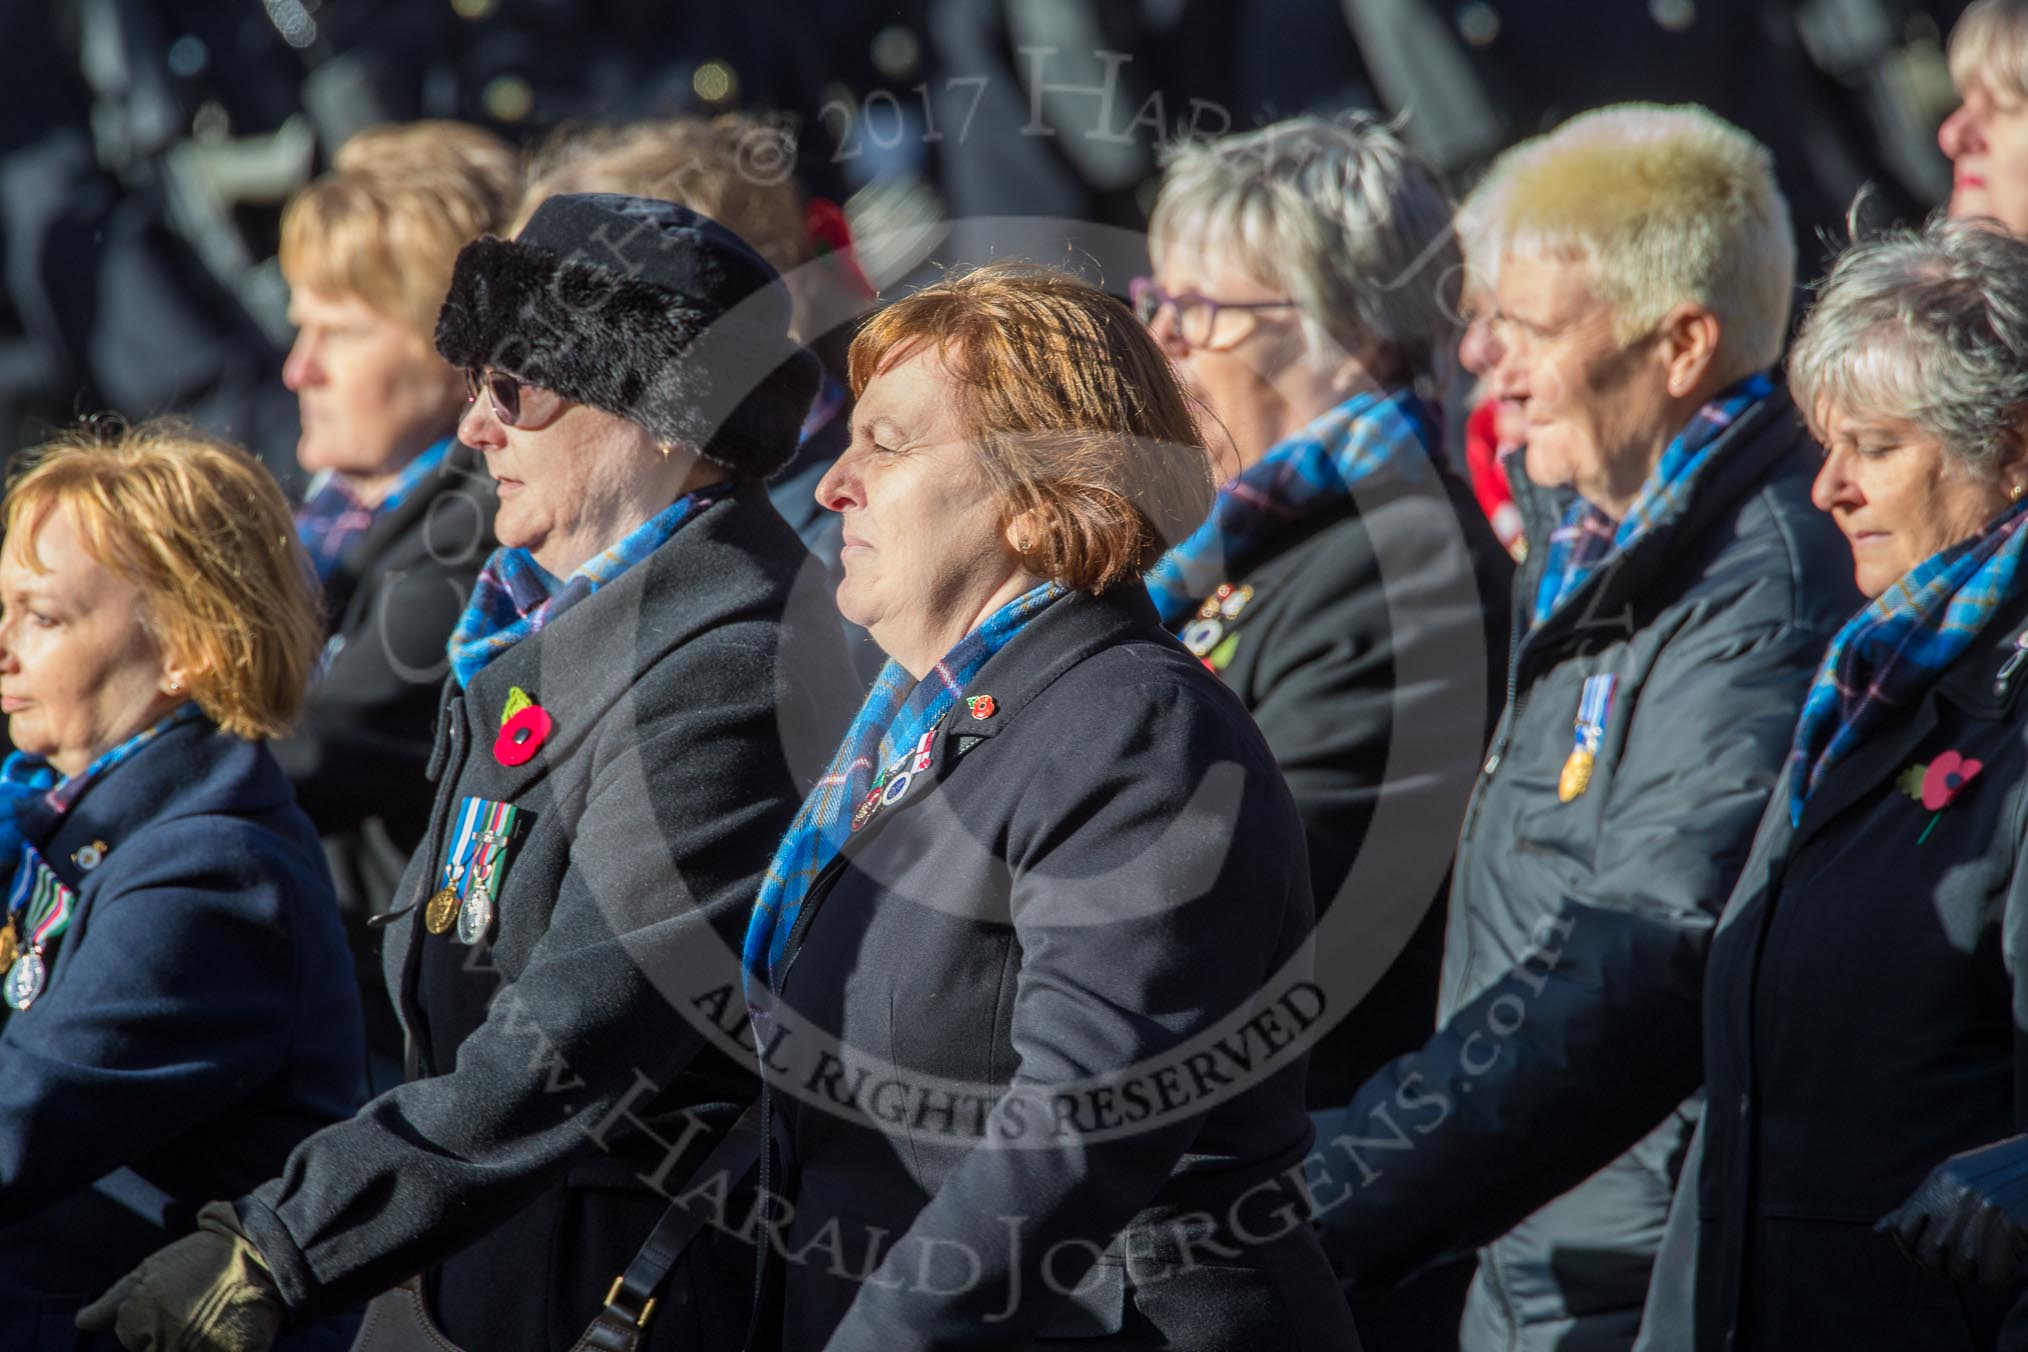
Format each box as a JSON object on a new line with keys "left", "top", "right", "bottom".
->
{"left": 495, "top": 685, "right": 553, "bottom": 767}
{"left": 1898, "top": 749, "right": 1983, "bottom": 842}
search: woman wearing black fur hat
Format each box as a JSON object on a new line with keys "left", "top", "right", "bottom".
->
{"left": 77, "top": 194, "right": 859, "bottom": 1352}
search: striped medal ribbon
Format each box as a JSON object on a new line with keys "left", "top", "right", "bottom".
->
{"left": 4, "top": 845, "right": 75, "bottom": 1011}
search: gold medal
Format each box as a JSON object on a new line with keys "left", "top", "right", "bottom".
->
{"left": 0, "top": 921, "right": 18, "bottom": 973}
{"left": 425, "top": 885, "right": 462, "bottom": 935}
{"left": 1558, "top": 747, "right": 1595, "bottom": 803}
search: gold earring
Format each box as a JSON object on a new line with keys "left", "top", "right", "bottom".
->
{"left": 659, "top": 443, "right": 674, "bottom": 459}
{"left": 2012, "top": 482, "right": 2024, "bottom": 502}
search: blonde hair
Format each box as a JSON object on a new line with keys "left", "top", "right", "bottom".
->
{"left": 3, "top": 420, "right": 322, "bottom": 740}
{"left": 849, "top": 263, "right": 1213, "bottom": 593}
{"left": 1951, "top": 0, "right": 2028, "bottom": 100}
{"left": 1494, "top": 103, "right": 1796, "bottom": 383}
{"left": 514, "top": 114, "right": 807, "bottom": 273}
{"left": 280, "top": 120, "right": 519, "bottom": 343}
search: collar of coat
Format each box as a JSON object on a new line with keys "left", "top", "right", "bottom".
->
{"left": 323, "top": 441, "right": 497, "bottom": 599}
{"left": 431, "top": 482, "right": 835, "bottom": 796}
{"left": 929, "top": 585, "right": 1170, "bottom": 747}
{"left": 26, "top": 718, "right": 284, "bottom": 892}
{"left": 1509, "top": 387, "right": 1800, "bottom": 655}
{"left": 793, "top": 584, "right": 1171, "bottom": 884}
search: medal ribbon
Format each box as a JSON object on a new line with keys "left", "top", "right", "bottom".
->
{"left": 8, "top": 844, "right": 74, "bottom": 948}
{"left": 441, "top": 796, "right": 487, "bottom": 896}
{"left": 1575, "top": 674, "right": 1617, "bottom": 755}
{"left": 466, "top": 799, "right": 520, "bottom": 902}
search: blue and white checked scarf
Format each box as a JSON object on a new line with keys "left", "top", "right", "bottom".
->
{"left": 294, "top": 438, "right": 454, "bottom": 586}
{"left": 1145, "top": 388, "right": 1439, "bottom": 624}
{"left": 0, "top": 702, "right": 204, "bottom": 889}
{"left": 1532, "top": 374, "right": 1772, "bottom": 626}
{"left": 447, "top": 486, "right": 719, "bottom": 688}
{"left": 1787, "top": 498, "right": 2028, "bottom": 825}
{"left": 742, "top": 581, "right": 1066, "bottom": 995}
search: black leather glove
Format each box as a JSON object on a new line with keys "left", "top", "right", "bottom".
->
{"left": 75, "top": 1200, "right": 286, "bottom": 1351}
{"left": 1879, "top": 1133, "right": 2028, "bottom": 1288}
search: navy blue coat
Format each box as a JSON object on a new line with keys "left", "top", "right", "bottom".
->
{"left": 766, "top": 586, "right": 1360, "bottom": 1352}
{"left": 0, "top": 716, "right": 363, "bottom": 1352}
{"left": 1679, "top": 584, "right": 2028, "bottom": 1350}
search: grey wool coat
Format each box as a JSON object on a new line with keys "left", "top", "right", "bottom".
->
{"left": 236, "top": 483, "right": 860, "bottom": 1351}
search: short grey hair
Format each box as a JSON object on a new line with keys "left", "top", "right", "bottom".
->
{"left": 1789, "top": 217, "right": 2028, "bottom": 481}
{"left": 1149, "top": 113, "right": 1463, "bottom": 395}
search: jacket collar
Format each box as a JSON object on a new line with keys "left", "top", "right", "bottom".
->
{"left": 449, "top": 482, "right": 807, "bottom": 800}
{"left": 1793, "top": 584, "right": 2028, "bottom": 846}
{"left": 327, "top": 441, "right": 494, "bottom": 595}
{"left": 935, "top": 585, "right": 1168, "bottom": 743}
{"left": 827, "top": 586, "right": 1167, "bottom": 856}
{"left": 24, "top": 719, "right": 277, "bottom": 884}
{"left": 1513, "top": 390, "right": 1803, "bottom": 659}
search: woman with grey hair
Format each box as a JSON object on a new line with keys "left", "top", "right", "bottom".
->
{"left": 1685, "top": 216, "right": 2028, "bottom": 1349}
{"left": 1137, "top": 114, "right": 1512, "bottom": 1150}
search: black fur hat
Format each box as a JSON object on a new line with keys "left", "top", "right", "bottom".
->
{"left": 434, "top": 192, "right": 820, "bottom": 480}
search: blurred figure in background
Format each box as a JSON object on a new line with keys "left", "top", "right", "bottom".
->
{"left": 0, "top": 421, "right": 359, "bottom": 1352}
{"left": 1140, "top": 115, "right": 1514, "bottom": 1344}
{"left": 1941, "top": 0, "right": 2028, "bottom": 236}
{"left": 1320, "top": 104, "right": 1859, "bottom": 1352}
{"left": 272, "top": 119, "right": 515, "bottom": 1094}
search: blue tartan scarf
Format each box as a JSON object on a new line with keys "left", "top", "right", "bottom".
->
{"left": 1145, "top": 388, "right": 1439, "bottom": 624}
{"left": 1787, "top": 498, "right": 2028, "bottom": 825}
{"left": 294, "top": 438, "right": 453, "bottom": 586}
{"left": 1533, "top": 374, "right": 1772, "bottom": 626}
{"left": 0, "top": 702, "right": 203, "bottom": 888}
{"left": 742, "top": 581, "right": 1067, "bottom": 996}
{"left": 447, "top": 486, "right": 719, "bottom": 688}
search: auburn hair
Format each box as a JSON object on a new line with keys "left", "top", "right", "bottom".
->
{"left": 848, "top": 262, "right": 1214, "bottom": 593}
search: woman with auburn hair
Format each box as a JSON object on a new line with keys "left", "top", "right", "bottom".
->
{"left": 0, "top": 421, "right": 360, "bottom": 1352}
{"left": 743, "top": 261, "right": 1361, "bottom": 1350}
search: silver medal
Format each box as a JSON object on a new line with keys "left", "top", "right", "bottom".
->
{"left": 456, "top": 888, "right": 494, "bottom": 946}
{"left": 5, "top": 950, "right": 46, "bottom": 1011}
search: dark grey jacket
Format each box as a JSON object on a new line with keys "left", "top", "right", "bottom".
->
{"left": 238, "top": 484, "right": 858, "bottom": 1351}
{"left": 1164, "top": 458, "right": 1512, "bottom": 1107}
{"left": 1320, "top": 390, "right": 1859, "bottom": 1351}
{"left": 765, "top": 586, "right": 1360, "bottom": 1352}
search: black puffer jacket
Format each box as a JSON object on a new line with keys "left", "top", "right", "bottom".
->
{"left": 1320, "top": 389, "right": 1858, "bottom": 1351}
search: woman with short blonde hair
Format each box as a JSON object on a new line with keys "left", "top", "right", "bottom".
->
{"left": 742, "top": 260, "right": 1359, "bottom": 1349}
{"left": 1941, "top": 0, "right": 2028, "bottom": 236}
{"left": 0, "top": 419, "right": 360, "bottom": 1352}
{"left": 272, "top": 122, "right": 516, "bottom": 1085}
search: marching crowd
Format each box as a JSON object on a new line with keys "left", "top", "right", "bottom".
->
{"left": 6, "top": 2, "right": 2028, "bottom": 1351}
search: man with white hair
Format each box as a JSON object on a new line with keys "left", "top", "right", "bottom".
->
{"left": 1316, "top": 104, "right": 1861, "bottom": 1352}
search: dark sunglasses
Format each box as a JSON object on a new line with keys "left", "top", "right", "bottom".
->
{"left": 465, "top": 367, "right": 562, "bottom": 428}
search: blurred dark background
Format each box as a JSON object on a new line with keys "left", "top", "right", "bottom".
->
{"left": 0, "top": 0, "right": 1971, "bottom": 491}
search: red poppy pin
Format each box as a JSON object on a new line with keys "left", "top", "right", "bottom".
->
{"left": 1899, "top": 749, "right": 1984, "bottom": 842}
{"left": 495, "top": 688, "right": 554, "bottom": 768}
{"left": 967, "top": 695, "right": 996, "bottom": 720}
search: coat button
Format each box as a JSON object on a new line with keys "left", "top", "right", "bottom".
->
{"left": 1737, "top": 1094, "right": 1750, "bottom": 1121}
{"left": 1483, "top": 752, "right": 1502, "bottom": 775}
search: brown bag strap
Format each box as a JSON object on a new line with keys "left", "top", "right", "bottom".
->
{"left": 566, "top": 1100, "right": 765, "bottom": 1352}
